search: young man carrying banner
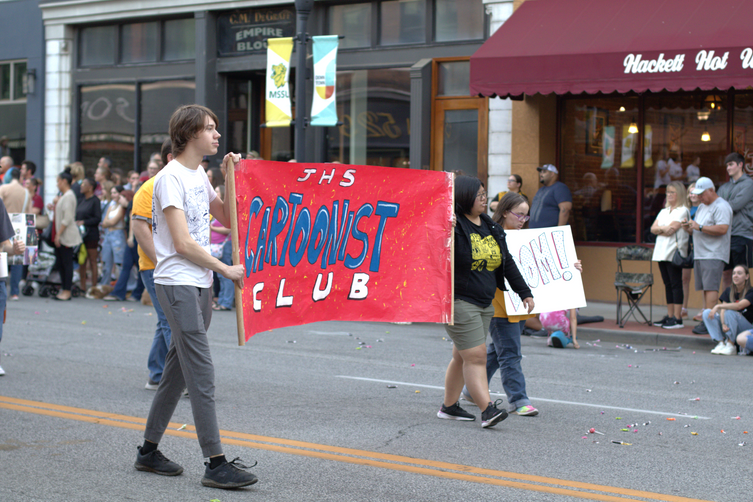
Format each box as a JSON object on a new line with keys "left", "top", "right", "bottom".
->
{"left": 134, "top": 105, "right": 256, "bottom": 489}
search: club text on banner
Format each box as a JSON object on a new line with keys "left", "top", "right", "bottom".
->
{"left": 265, "top": 37, "right": 293, "bottom": 127}
{"left": 503, "top": 225, "right": 586, "bottom": 316}
{"left": 233, "top": 160, "right": 453, "bottom": 339}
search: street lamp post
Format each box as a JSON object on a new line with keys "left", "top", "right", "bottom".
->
{"left": 294, "top": 0, "right": 315, "bottom": 162}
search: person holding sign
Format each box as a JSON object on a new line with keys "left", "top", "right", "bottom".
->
{"left": 0, "top": 197, "right": 25, "bottom": 375}
{"left": 438, "top": 176, "right": 534, "bottom": 429}
{"left": 135, "top": 105, "right": 257, "bottom": 489}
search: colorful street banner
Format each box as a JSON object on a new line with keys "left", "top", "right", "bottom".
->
{"left": 310, "top": 36, "right": 338, "bottom": 126}
{"left": 234, "top": 160, "right": 453, "bottom": 339}
{"left": 621, "top": 125, "right": 636, "bottom": 168}
{"left": 502, "top": 225, "right": 586, "bottom": 316}
{"left": 265, "top": 37, "right": 294, "bottom": 127}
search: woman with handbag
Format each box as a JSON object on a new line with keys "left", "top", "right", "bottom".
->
{"left": 48, "top": 168, "right": 82, "bottom": 301}
{"left": 650, "top": 181, "right": 690, "bottom": 329}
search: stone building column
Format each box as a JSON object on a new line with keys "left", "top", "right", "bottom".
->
{"left": 43, "top": 24, "right": 73, "bottom": 203}
{"left": 483, "top": 0, "right": 514, "bottom": 199}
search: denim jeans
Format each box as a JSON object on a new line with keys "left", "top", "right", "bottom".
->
{"left": 486, "top": 317, "right": 532, "bottom": 412}
{"left": 702, "top": 309, "right": 753, "bottom": 343}
{"left": 9, "top": 264, "right": 22, "bottom": 296}
{"left": 141, "top": 269, "right": 172, "bottom": 383}
{"left": 216, "top": 240, "right": 235, "bottom": 309}
{"left": 0, "top": 280, "right": 6, "bottom": 343}
{"left": 99, "top": 228, "right": 125, "bottom": 285}
{"left": 112, "top": 237, "right": 144, "bottom": 300}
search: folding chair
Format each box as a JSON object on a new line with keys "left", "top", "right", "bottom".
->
{"left": 615, "top": 245, "right": 653, "bottom": 328}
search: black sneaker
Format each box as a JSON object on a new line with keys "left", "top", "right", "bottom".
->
{"left": 201, "top": 458, "right": 259, "bottom": 489}
{"left": 662, "top": 317, "right": 684, "bottom": 329}
{"left": 437, "top": 402, "right": 475, "bottom": 421}
{"left": 692, "top": 322, "right": 709, "bottom": 335}
{"left": 653, "top": 315, "right": 671, "bottom": 327}
{"left": 481, "top": 402, "right": 508, "bottom": 428}
{"left": 134, "top": 446, "right": 184, "bottom": 476}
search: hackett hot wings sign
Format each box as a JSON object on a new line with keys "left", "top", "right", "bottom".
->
{"left": 234, "top": 160, "right": 453, "bottom": 339}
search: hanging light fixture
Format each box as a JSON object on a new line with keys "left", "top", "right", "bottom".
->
{"left": 628, "top": 121, "right": 639, "bottom": 134}
{"left": 618, "top": 106, "right": 626, "bottom": 112}
{"left": 701, "top": 130, "right": 711, "bottom": 142}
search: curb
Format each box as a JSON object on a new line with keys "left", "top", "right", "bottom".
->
{"left": 578, "top": 326, "right": 715, "bottom": 350}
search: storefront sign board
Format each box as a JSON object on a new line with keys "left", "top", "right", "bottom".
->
{"left": 217, "top": 6, "right": 295, "bottom": 57}
{"left": 233, "top": 160, "right": 453, "bottom": 339}
{"left": 503, "top": 225, "right": 586, "bottom": 316}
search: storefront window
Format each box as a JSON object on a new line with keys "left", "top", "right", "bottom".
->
{"left": 139, "top": 80, "right": 196, "bottom": 169}
{"left": 560, "top": 97, "right": 639, "bottom": 243}
{"left": 326, "top": 68, "right": 410, "bottom": 167}
{"left": 163, "top": 18, "right": 196, "bottom": 61}
{"left": 121, "top": 22, "right": 158, "bottom": 63}
{"left": 0, "top": 64, "right": 10, "bottom": 101}
{"left": 732, "top": 92, "right": 753, "bottom": 168}
{"left": 643, "top": 92, "right": 728, "bottom": 242}
{"left": 13, "top": 62, "right": 26, "bottom": 100}
{"left": 329, "top": 3, "right": 372, "bottom": 49}
{"left": 80, "top": 84, "right": 137, "bottom": 172}
{"left": 381, "top": 0, "right": 425, "bottom": 45}
{"left": 560, "top": 92, "right": 734, "bottom": 244}
{"left": 435, "top": 0, "right": 483, "bottom": 42}
{"left": 80, "top": 25, "right": 117, "bottom": 66}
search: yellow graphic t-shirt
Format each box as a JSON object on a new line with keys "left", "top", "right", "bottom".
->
{"left": 470, "top": 233, "right": 502, "bottom": 272}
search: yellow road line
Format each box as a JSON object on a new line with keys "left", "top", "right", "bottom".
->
{"left": 0, "top": 395, "right": 711, "bottom": 502}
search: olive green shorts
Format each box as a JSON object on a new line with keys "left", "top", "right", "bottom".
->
{"left": 445, "top": 299, "right": 493, "bottom": 351}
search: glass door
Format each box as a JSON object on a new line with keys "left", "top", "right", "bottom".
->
{"left": 432, "top": 98, "right": 488, "bottom": 182}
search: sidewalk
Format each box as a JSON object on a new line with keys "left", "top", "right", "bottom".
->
{"left": 576, "top": 301, "right": 715, "bottom": 350}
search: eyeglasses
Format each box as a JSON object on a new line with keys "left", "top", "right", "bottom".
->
{"left": 476, "top": 191, "right": 488, "bottom": 200}
{"left": 511, "top": 212, "right": 530, "bottom": 222}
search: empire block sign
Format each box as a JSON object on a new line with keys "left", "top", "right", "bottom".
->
{"left": 234, "top": 160, "right": 453, "bottom": 339}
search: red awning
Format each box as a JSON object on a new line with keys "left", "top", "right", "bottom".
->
{"left": 470, "top": 0, "right": 753, "bottom": 97}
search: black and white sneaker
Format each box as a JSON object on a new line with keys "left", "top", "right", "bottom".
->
{"left": 134, "top": 446, "right": 184, "bottom": 476}
{"left": 662, "top": 317, "right": 684, "bottom": 329}
{"left": 653, "top": 315, "right": 671, "bottom": 327}
{"left": 692, "top": 322, "right": 708, "bottom": 335}
{"left": 437, "top": 402, "right": 475, "bottom": 421}
{"left": 481, "top": 402, "right": 508, "bottom": 428}
{"left": 202, "top": 458, "right": 259, "bottom": 489}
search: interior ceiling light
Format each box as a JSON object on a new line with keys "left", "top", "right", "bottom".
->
{"left": 618, "top": 106, "right": 626, "bottom": 112}
{"left": 701, "top": 130, "right": 711, "bottom": 142}
{"left": 697, "top": 110, "right": 711, "bottom": 121}
{"left": 628, "top": 122, "right": 639, "bottom": 134}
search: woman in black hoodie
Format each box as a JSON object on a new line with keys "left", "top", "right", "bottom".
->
{"left": 75, "top": 177, "right": 101, "bottom": 293}
{"left": 438, "top": 176, "right": 534, "bottom": 429}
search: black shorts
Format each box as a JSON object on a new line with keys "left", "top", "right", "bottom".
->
{"left": 725, "top": 235, "right": 753, "bottom": 270}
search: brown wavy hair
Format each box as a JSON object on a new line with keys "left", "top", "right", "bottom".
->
{"left": 169, "top": 105, "right": 219, "bottom": 158}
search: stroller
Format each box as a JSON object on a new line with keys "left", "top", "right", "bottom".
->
{"left": 22, "top": 247, "right": 83, "bottom": 298}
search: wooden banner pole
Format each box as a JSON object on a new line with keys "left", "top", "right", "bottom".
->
{"left": 227, "top": 159, "right": 246, "bottom": 346}
{"left": 450, "top": 175, "right": 455, "bottom": 326}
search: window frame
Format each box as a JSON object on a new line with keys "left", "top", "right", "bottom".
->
{"left": 557, "top": 89, "right": 743, "bottom": 247}
{"left": 78, "top": 17, "right": 195, "bottom": 69}
{"left": 325, "top": 0, "right": 486, "bottom": 50}
{"left": 0, "top": 59, "right": 28, "bottom": 104}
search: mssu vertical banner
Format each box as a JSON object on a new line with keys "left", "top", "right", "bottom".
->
{"left": 310, "top": 36, "right": 338, "bottom": 126}
{"left": 265, "top": 37, "right": 294, "bottom": 127}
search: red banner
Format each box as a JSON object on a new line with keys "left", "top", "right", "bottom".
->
{"left": 234, "top": 160, "right": 453, "bottom": 339}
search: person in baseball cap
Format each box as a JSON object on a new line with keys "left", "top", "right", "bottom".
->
{"left": 536, "top": 164, "right": 558, "bottom": 174}
{"left": 690, "top": 177, "right": 714, "bottom": 194}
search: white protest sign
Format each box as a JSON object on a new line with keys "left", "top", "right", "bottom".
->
{"left": 503, "top": 225, "right": 586, "bottom": 315}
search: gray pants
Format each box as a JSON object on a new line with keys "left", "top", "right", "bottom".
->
{"left": 144, "top": 284, "right": 222, "bottom": 458}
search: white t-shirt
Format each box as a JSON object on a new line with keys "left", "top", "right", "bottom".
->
{"left": 152, "top": 159, "right": 217, "bottom": 288}
{"left": 651, "top": 206, "right": 690, "bottom": 262}
{"left": 694, "top": 197, "right": 733, "bottom": 262}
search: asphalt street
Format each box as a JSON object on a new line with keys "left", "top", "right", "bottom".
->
{"left": 0, "top": 295, "right": 749, "bottom": 502}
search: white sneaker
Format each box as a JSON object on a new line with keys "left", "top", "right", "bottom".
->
{"left": 719, "top": 343, "right": 737, "bottom": 356}
{"left": 0, "top": 364, "right": 5, "bottom": 376}
{"left": 711, "top": 341, "right": 726, "bottom": 354}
